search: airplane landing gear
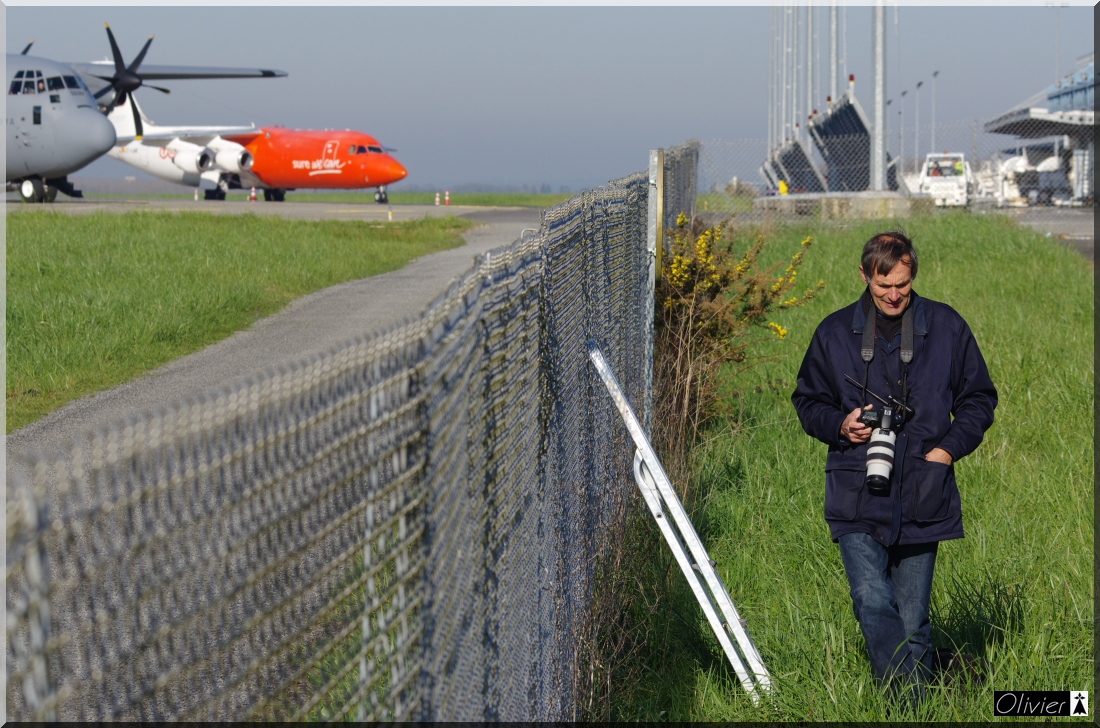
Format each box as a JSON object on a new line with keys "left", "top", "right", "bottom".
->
{"left": 374, "top": 186, "right": 388, "bottom": 204}
{"left": 263, "top": 189, "right": 286, "bottom": 202}
{"left": 204, "top": 179, "right": 230, "bottom": 201}
{"left": 19, "top": 178, "right": 44, "bottom": 204}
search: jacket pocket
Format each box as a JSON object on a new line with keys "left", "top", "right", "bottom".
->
{"left": 913, "top": 459, "right": 952, "bottom": 522}
{"left": 824, "top": 467, "right": 864, "bottom": 522}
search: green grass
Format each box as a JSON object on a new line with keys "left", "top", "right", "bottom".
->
{"left": 82, "top": 191, "right": 575, "bottom": 208}
{"left": 6, "top": 212, "right": 472, "bottom": 432}
{"left": 696, "top": 192, "right": 756, "bottom": 214}
{"left": 615, "top": 213, "right": 1093, "bottom": 720}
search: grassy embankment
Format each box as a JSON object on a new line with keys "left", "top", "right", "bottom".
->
{"left": 6, "top": 212, "right": 471, "bottom": 432}
{"left": 80, "top": 191, "right": 574, "bottom": 207}
{"left": 614, "top": 214, "right": 1093, "bottom": 720}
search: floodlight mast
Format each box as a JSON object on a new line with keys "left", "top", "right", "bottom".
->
{"left": 871, "top": 2, "right": 886, "bottom": 191}
{"left": 830, "top": 4, "right": 838, "bottom": 104}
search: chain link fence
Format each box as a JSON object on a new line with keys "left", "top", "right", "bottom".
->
{"left": 6, "top": 146, "right": 699, "bottom": 722}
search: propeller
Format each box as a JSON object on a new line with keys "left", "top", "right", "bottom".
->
{"left": 21, "top": 41, "right": 34, "bottom": 55}
{"left": 89, "top": 24, "right": 172, "bottom": 139}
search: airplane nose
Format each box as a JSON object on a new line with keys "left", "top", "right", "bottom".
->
{"left": 388, "top": 157, "right": 407, "bottom": 181}
{"left": 54, "top": 108, "right": 117, "bottom": 169}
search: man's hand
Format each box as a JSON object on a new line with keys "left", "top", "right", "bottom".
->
{"left": 840, "top": 405, "right": 873, "bottom": 443}
{"left": 925, "top": 447, "right": 954, "bottom": 465}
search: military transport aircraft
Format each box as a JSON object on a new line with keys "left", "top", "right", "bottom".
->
{"left": 6, "top": 26, "right": 286, "bottom": 203}
{"left": 108, "top": 94, "right": 408, "bottom": 203}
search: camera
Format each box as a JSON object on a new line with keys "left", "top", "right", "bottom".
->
{"left": 863, "top": 406, "right": 896, "bottom": 497}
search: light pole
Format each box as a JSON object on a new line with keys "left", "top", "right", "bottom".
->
{"left": 931, "top": 71, "right": 939, "bottom": 154}
{"left": 900, "top": 90, "right": 907, "bottom": 173}
{"left": 914, "top": 80, "right": 923, "bottom": 168}
{"left": 871, "top": 1, "right": 886, "bottom": 191}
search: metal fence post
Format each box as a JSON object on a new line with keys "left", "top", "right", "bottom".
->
{"left": 645, "top": 149, "right": 664, "bottom": 435}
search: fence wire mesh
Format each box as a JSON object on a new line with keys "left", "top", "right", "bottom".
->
{"left": 6, "top": 145, "right": 699, "bottom": 722}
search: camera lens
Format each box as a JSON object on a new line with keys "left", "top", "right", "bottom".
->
{"left": 865, "top": 427, "right": 896, "bottom": 497}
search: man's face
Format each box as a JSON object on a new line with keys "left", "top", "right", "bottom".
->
{"left": 860, "top": 258, "right": 913, "bottom": 316}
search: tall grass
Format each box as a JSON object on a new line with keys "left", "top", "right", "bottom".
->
{"left": 613, "top": 213, "right": 1092, "bottom": 720}
{"left": 6, "top": 212, "right": 471, "bottom": 431}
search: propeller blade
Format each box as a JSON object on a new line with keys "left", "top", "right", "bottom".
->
{"left": 129, "top": 93, "right": 143, "bottom": 139}
{"left": 94, "top": 84, "right": 116, "bottom": 100}
{"left": 128, "top": 35, "right": 154, "bottom": 74}
{"left": 105, "top": 24, "right": 127, "bottom": 75}
{"left": 21, "top": 41, "right": 34, "bottom": 55}
{"left": 145, "top": 84, "right": 172, "bottom": 94}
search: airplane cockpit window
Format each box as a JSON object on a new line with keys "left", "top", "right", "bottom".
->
{"left": 348, "top": 144, "right": 358, "bottom": 155}
{"left": 367, "top": 146, "right": 383, "bottom": 153}
{"left": 36, "top": 78, "right": 46, "bottom": 93}
{"left": 9, "top": 80, "right": 21, "bottom": 95}
{"left": 22, "top": 80, "right": 37, "bottom": 94}
{"left": 63, "top": 76, "right": 81, "bottom": 90}
{"left": 14, "top": 71, "right": 25, "bottom": 79}
{"left": 47, "top": 77, "right": 65, "bottom": 92}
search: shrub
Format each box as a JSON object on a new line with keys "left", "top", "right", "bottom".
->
{"left": 653, "top": 214, "right": 824, "bottom": 491}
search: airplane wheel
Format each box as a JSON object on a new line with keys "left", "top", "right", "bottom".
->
{"left": 271, "top": 189, "right": 285, "bottom": 202}
{"left": 263, "top": 189, "right": 273, "bottom": 202}
{"left": 43, "top": 185, "right": 58, "bottom": 203}
{"left": 19, "top": 178, "right": 44, "bottom": 203}
{"left": 204, "top": 188, "right": 227, "bottom": 201}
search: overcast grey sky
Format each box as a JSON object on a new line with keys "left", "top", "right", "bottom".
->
{"left": 7, "top": 5, "right": 1094, "bottom": 190}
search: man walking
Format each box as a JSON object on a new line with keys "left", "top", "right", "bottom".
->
{"left": 791, "top": 231, "right": 997, "bottom": 700}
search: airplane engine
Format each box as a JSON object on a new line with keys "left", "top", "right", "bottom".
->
{"left": 207, "top": 138, "right": 254, "bottom": 173}
{"left": 213, "top": 148, "right": 253, "bottom": 173}
{"left": 168, "top": 143, "right": 215, "bottom": 174}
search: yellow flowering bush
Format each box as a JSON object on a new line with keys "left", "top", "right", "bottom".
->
{"left": 653, "top": 216, "right": 825, "bottom": 484}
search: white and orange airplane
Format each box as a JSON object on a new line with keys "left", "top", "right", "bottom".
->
{"left": 107, "top": 94, "right": 408, "bottom": 202}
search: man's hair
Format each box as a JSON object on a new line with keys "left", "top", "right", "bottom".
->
{"left": 861, "top": 230, "right": 918, "bottom": 279}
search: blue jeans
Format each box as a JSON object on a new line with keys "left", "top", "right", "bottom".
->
{"left": 838, "top": 532, "right": 938, "bottom": 695}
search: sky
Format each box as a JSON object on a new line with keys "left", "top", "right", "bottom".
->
{"left": 6, "top": 5, "right": 1094, "bottom": 190}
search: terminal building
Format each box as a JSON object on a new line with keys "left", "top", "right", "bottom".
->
{"left": 984, "top": 54, "right": 1094, "bottom": 203}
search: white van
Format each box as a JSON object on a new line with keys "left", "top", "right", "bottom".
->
{"left": 918, "top": 153, "right": 972, "bottom": 207}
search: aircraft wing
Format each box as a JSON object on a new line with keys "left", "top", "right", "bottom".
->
{"left": 116, "top": 125, "right": 262, "bottom": 147}
{"left": 69, "top": 61, "right": 286, "bottom": 97}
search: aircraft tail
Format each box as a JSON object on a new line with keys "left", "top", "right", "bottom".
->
{"left": 107, "top": 94, "right": 158, "bottom": 141}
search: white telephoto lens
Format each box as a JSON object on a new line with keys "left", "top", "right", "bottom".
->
{"left": 866, "top": 429, "right": 896, "bottom": 480}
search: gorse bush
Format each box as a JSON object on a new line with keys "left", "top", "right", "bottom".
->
{"left": 653, "top": 213, "right": 825, "bottom": 488}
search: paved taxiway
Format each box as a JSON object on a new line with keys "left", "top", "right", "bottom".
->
{"left": 7, "top": 201, "right": 543, "bottom": 479}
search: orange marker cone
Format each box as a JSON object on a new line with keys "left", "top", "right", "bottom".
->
{"left": 445, "top": 190, "right": 450, "bottom": 206}
{"left": 250, "top": 186, "right": 257, "bottom": 202}
{"left": 435, "top": 191, "right": 440, "bottom": 206}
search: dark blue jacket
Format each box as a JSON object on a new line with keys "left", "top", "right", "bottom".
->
{"left": 791, "top": 290, "right": 997, "bottom": 545}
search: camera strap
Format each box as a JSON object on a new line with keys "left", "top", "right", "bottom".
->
{"left": 860, "top": 294, "right": 915, "bottom": 411}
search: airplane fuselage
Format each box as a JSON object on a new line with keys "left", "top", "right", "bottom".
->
{"left": 233, "top": 127, "right": 408, "bottom": 190}
{"left": 6, "top": 54, "right": 116, "bottom": 182}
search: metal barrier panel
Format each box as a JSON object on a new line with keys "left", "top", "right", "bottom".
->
{"left": 663, "top": 140, "right": 700, "bottom": 227}
{"left": 5, "top": 159, "right": 682, "bottom": 721}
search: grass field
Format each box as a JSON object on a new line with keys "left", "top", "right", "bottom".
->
{"left": 615, "top": 214, "right": 1093, "bottom": 720}
{"left": 696, "top": 192, "right": 756, "bottom": 214}
{"left": 80, "top": 190, "right": 575, "bottom": 208}
{"left": 6, "top": 212, "right": 471, "bottom": 432}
